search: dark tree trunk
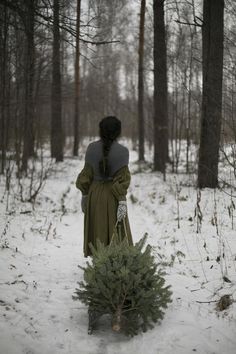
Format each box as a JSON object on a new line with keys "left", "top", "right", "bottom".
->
{"left": 51, "top": 0, "right": 63, "bottom": 162}
{"left": 22, "top": 0, "right": 35, "bottom": 171}
{"left": 0, "top": 3, "right": 8, "bottom": 174}
{"left": 14, "top": 21, "right": 25, "bottom": 172}
{"left": 153, "top": 0, "right": 168, "bottom": 173}
{"left": 73, "top": 0, "right": 81, "bottom": 157}
{"left": 138, "top": 0, "right": 146, "bottom": 161}
{"left": 198, "top": 0, "right": 224, "bottom": 188}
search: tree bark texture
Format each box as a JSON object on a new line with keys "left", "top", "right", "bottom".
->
{"left": 138, "top": 0, "right": 146, "bottom": 161}
{"left": 153, "top": 0, "right": 169, "bottom": 172}
{"left": 198, "top": 0, "right": 224, "bottom": 188}
{"left": 73, "top": 0, "right": 81, "bottom": 157}
{"left": 22, "top": 0, "right": 35, "bottom": 171}
{"left": 0, "top": 3, "right": 8, "bottom": 174}
{"left": 51, "top": 0, "right": 63, "bottom": 162}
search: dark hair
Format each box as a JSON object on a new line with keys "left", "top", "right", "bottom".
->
{"left": 99, "top": 116, "right": 121, "bottom": 177}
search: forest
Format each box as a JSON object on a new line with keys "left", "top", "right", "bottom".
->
{"left": 0, "top": 0, "right": 236, "bottom": 353}
{"left": 0, "top": 0, "right": 235, "bottom": 183}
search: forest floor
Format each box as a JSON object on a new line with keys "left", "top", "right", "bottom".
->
{"left": 0, "top": 142, "right": 236, "bottom": 354}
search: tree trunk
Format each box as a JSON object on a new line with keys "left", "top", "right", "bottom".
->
{"left": 51, "top": 0, "right": 63, "bottom": 162}
{"left": 0, "top": 3, "right": 8, "bottom": 174}
{"left": 14, "top": 21, "right": 25, "bottom": 173}
{"left": 153, "top": 0, "right": 168, "bottom": 173}
{"left": 138, "top": 0, "right": 146, "bottom": 161}
{"left": 22, "top": 0, "right": 35, "bottom": 171}
{"left": 73, "top": 0, "right": 81, "bottom": 156}
{"left": 186, "top": 29, "right": 194, "bottom": 174}
{"left": 198, "top": 0, "right": 224, "bottom": 188}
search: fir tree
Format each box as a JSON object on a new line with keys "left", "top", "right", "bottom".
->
{"left": 73, "top": 229, "right": 172, "bottom": 336}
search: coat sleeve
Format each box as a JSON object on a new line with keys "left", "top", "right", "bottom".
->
{"left": 75, "top": 162, "right": 93, "bottom": 195}
{"left": 111, "top": 165, "right": 131, "bottom": 201}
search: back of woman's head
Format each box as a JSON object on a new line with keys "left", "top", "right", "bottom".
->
{"left": 99, "top": 116, "right": 121, "bottom": 142}
{"left": 99, "top": 116, "right": 121, "bottom": 177}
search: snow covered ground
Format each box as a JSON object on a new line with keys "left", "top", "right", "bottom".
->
{"left": 0, "top": 142, "right": 235, "bottom": 354}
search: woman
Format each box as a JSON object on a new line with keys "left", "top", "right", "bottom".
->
{"left": 76, "top": 116, "right": 133, "bottom": 257}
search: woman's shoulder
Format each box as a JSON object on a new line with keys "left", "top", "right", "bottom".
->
{"left": 87, "top": 140, "right": 101, "bottom": 149}
{"left": 111, "top": 142, "right": 129, "bottom": 166}
{"left": 85, "top": 140, "right": 102, "bottom": 162}
{"left": 86, "top": 140, "right": 102, "bottom": 153}
{"left": 113, "top": 141, "right": 129, "bottom": 155}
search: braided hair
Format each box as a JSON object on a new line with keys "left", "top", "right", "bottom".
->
{"left": 99, "top": 116, "right": 121, "bottom": 178}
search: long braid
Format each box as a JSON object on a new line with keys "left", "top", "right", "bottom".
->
{"left": 99, "top": 116, "right": 121, "bottom": 178}
{"left": 101, "top": 137, "right": 113, "bottom": 176}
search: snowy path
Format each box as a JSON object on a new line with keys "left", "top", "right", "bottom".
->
{"left": 0, "top": 153, "right": 236, "bottom": 354}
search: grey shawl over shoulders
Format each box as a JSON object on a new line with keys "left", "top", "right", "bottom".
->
{"left": 85, "top": 140, "right": 129, "bottom": 181}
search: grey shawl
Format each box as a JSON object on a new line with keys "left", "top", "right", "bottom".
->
{"left": 85, "top": 140, "right": 129, "bottom": 181}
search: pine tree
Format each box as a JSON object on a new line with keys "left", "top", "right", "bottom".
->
{"left": 73, "top": 231, "right": 172, "bottom": 336}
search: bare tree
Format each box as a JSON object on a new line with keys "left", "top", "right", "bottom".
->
{"left": 0, "top": 2, "right": 8, "bottom": 174}
{"left": 51, "top": 0, "right": 63, "bottom": 162}
{"left": 22, "top": 0, "right": 36, "bottom": 171}
{"left": 73, "top": 0, "right": 81, "bottom": 156}
{"left": 138, "top": 0, "right": 146, "bottom": 161}
{"left": 198, "top": 0, "right": 224, "bottom": 188}
{"left": 153, "top": 0, "right": 168, "bottom": 173}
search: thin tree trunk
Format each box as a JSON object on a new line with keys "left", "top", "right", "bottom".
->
{"left": 81, "top": 0, "right": 91, "bottom": 138}
{"left": 0, "top": 3, "right": 8, "bottom": 174}
{"left": 73, "top": 0, "right": 81, "bottom": 156}
{"left": 153, "top": 0, "right": 169, "bottom": 173}
{"left": 198, "top": 0, "right": 224, "bottom": 188}
{"left": 186, "top": 30, "right": 194, "bottom": 174}
{"left": 14, "top": 21, "right": 24, "bottom": 172}
{"left": 22, "top": 0, "right": 35, "bottom": 171}
{"left": 51, "top": 0, "right": 63, "bottom": 162}
{"left": 138, "top": 0, "right": 146, "bottom": 161}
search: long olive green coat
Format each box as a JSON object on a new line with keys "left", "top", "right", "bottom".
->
{"left": 76, "top": 162, "right": 133, "bottom": 257}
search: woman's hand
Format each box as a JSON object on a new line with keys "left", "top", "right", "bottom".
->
{"left": 81, "top": 195, "right": 88, "bottom": 213}
{"left": 117, "top": 201, "right": 127, "bottom": 222}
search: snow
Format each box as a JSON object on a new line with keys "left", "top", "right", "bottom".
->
{"left": 0, "top": 143, "right": 235, "bottom": 354}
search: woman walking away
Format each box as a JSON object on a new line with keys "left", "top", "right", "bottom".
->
{"left": 76, "top": 116, "right": 133, "bottom": 258}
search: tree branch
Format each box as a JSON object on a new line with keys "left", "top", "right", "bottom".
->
{"left": 175, "top": 18, "right": 202, "bottom": 27}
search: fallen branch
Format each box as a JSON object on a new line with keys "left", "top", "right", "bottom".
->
{"left": 196, "top": 300, "right": 218, "bottom": 304}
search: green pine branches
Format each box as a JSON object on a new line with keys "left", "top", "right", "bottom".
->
{"left": 73, "top": 234, "right": 172, "bottom": 336}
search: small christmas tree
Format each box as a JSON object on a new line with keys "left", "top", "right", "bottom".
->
{"left": 73, "top": 228, "right": 172, "bottom": 336}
